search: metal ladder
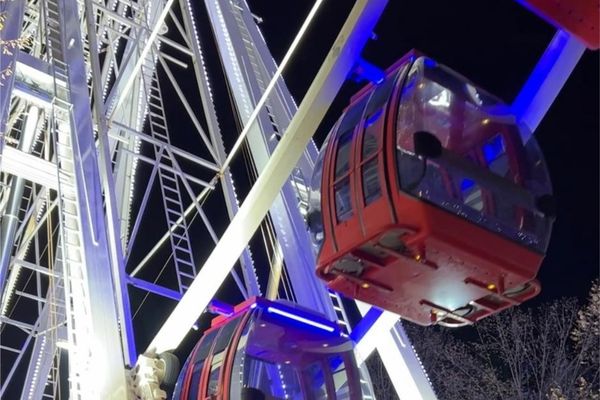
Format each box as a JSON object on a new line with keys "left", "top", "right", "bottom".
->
{"left": 141, "top": 62, "right": 198, "bottom": 294}
{"left": 36, "top": 280, "right": 67, "bottom": 400}
{"left": 16, "top": 182, "right": 35, "bottom": 227}
{"left": 230, "top": 4, "right": 314, "bottom": 219}
{"left": 21, "top": 218, "right": 68, "bottom": 399}
{"left": 45, "top": 295, "right": 65, "bottom": 400}
{"left": 328, "top": 289, "right": 351, "bottom": 334}
{"left": 290, "top": 167, "right": 310, "bottom": 214}
{"left": 328, "top": 289, "right": 377, "bottom": 399}
{"left": 41, "top": 359, "right": 61, "bottom": 399}
{"left": 231, "top": 6, "right": 281, "bottom": 135}
{"left": 53, "top": 106, "right": 92, "bottom": 399}
{"left": 44, "top": 0, "right": 94, "bottom": 396}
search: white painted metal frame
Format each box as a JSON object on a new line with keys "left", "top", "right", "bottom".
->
{"left": 1, "top": 0, "right": 268, "bottom": 395}
{"left": 148, "top": 0, "right": 389, "bottom": 355}
{"left": 0, "top": 0, "right": 589, "bottom": 397}
{"left": 202, "top": 0, "right": 336, "bottom": 318}
{"left": 511, "top": 30, "right": 585, "bottom": 140}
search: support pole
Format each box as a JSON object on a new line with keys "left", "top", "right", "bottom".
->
{"left": 147, "top": 0, "right": 388, "bottom": 354}
{"left": 353, "top": 302, "right": 438, "bottom": 400}
{"left": 511, "top": 30, "right": 585, "bottom": 141}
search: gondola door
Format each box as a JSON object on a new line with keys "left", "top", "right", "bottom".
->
{"left": 352, "top": 65, "right": 410, "bottom": 257}
{"left": 354, "top": 70, "right": 402, "bottom": 233}
{"left": 203, "top": 316, "right": 243, "bottom": 400}
{"left": 180, "top": 329, "right": 220, "bottom": 400}
{"left": 223, "top": 312, "right": 252, "bottom": 400}
{"left": 324, "top": 95, "right": 370, "bottom": 256}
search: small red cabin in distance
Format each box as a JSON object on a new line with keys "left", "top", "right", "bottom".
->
{"left": 307, "top": 51, "right": 555, "bottom": 327}
{"left": 520, "top": 0, "right": 599, "bottom": 49}
{"left": 172, "top": 297, "right": 362, "bottom": 399}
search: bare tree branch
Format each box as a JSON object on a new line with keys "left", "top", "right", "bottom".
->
{"left": 405, "top": 286, "right": 599, "bottom": 400}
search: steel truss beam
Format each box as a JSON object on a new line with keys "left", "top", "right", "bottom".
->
{"left": 0, "top": 0, "right": 585, "bottom": 398}
{"left": 202, "top": 0, "right": 332, "bottom": 314}
{"left": 1, "top": 0, "right": 269, "bottom": 393}
{"left": 147, "top": 0, "right": 388, "bottom": 355}
{"left": 511, "top": 30, "right": 585, "bottom": 140}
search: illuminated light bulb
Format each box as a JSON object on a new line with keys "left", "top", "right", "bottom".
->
{"left": 322, "top": 343, "right": 329, "bottom": 348}
{"left": 361, "top": 282, "right": 370, "bottom": 289}
{"left": 487, "top": 283, "right": 496, "bottom": 291}
{"left": 482, "top": 118, "right": 490, "bottom": 125}
{"left": 414, "top": 254, "right": 422, "bottom": 262}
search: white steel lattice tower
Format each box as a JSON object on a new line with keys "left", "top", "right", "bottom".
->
{"left": 16, "top": 0, "right": 578, "bottom": 397}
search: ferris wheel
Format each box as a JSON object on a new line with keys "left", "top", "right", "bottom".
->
{"left": 0, "top": 0, "right": 596, "bottom": 398}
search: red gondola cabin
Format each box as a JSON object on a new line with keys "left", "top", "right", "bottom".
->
{"left": 172, "top": 297, "right": 362, "bottom": 399}
{"left": 307, "top": 52, "right": 555, "bottom": 327}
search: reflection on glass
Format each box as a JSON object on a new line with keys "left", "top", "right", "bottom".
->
{"left": 335, "top": 179, "right": 353, "bottom": 222}
{"left": 395, "top": 57, "right": 553, "bottom": 252}
{"left": 335, "top": 130, "right": 354, "bottom": 178}
{"left": 307, "top": 133, "right": 329, "bottom": 251}
{"left": 461, "top": 179, "right": 484, "bottom": 211}
{"left": 329, "top": 355, "right": 351, "bottom": 399}
{"left": 362, "top": 159, "right": 381, "bottom": 205}
{"left": 305, "top": 362, "right": 328, "bottom": 400}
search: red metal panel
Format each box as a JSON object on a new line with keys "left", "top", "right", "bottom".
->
{"left": 354, "top": 70, "right": 403, "bottom": 239}
{"left": 222, "top": 312, "right": 252, "bottom": 400}
{"left": 325, "top": 199, "right": 543, "bottom": 325}
{"left": 327, "top": 122, "right": 363, "bottom": 256}
{"left": 181, "top": 340, "right": 202, "bottom": 400}
{"left": 318, "top": 119, "right": 341, "bottom": 268}
{"left": 522, "top": 0, "right": 599, "bottom": 49}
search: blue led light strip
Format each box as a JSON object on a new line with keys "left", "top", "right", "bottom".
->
{"left": 266, "top": 307, "right": 335, "bottom": 333}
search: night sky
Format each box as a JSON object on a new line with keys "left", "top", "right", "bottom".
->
{"left": 115, "top": 0, "right": 600, "bottom": 375}
{"left": 3, "top": 2, "right": 596, "bottom": 398}
{"left": 245, "top": 0, "right": 599, "bottom": 305}
{"left": 115, "top": 1, "right": 599, "bottom": 394}
{"left": 147, "top": 0, "right": 600, "bottom": 371}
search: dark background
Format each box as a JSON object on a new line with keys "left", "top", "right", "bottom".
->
{"left": 133, "top": 0, "right": 598, "bottom": 380}
{"left": 3, "top": 2, "right": 596, "bottom": 398}
{"left": 244, "top": 0, "right": 599, "bottom": 304}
